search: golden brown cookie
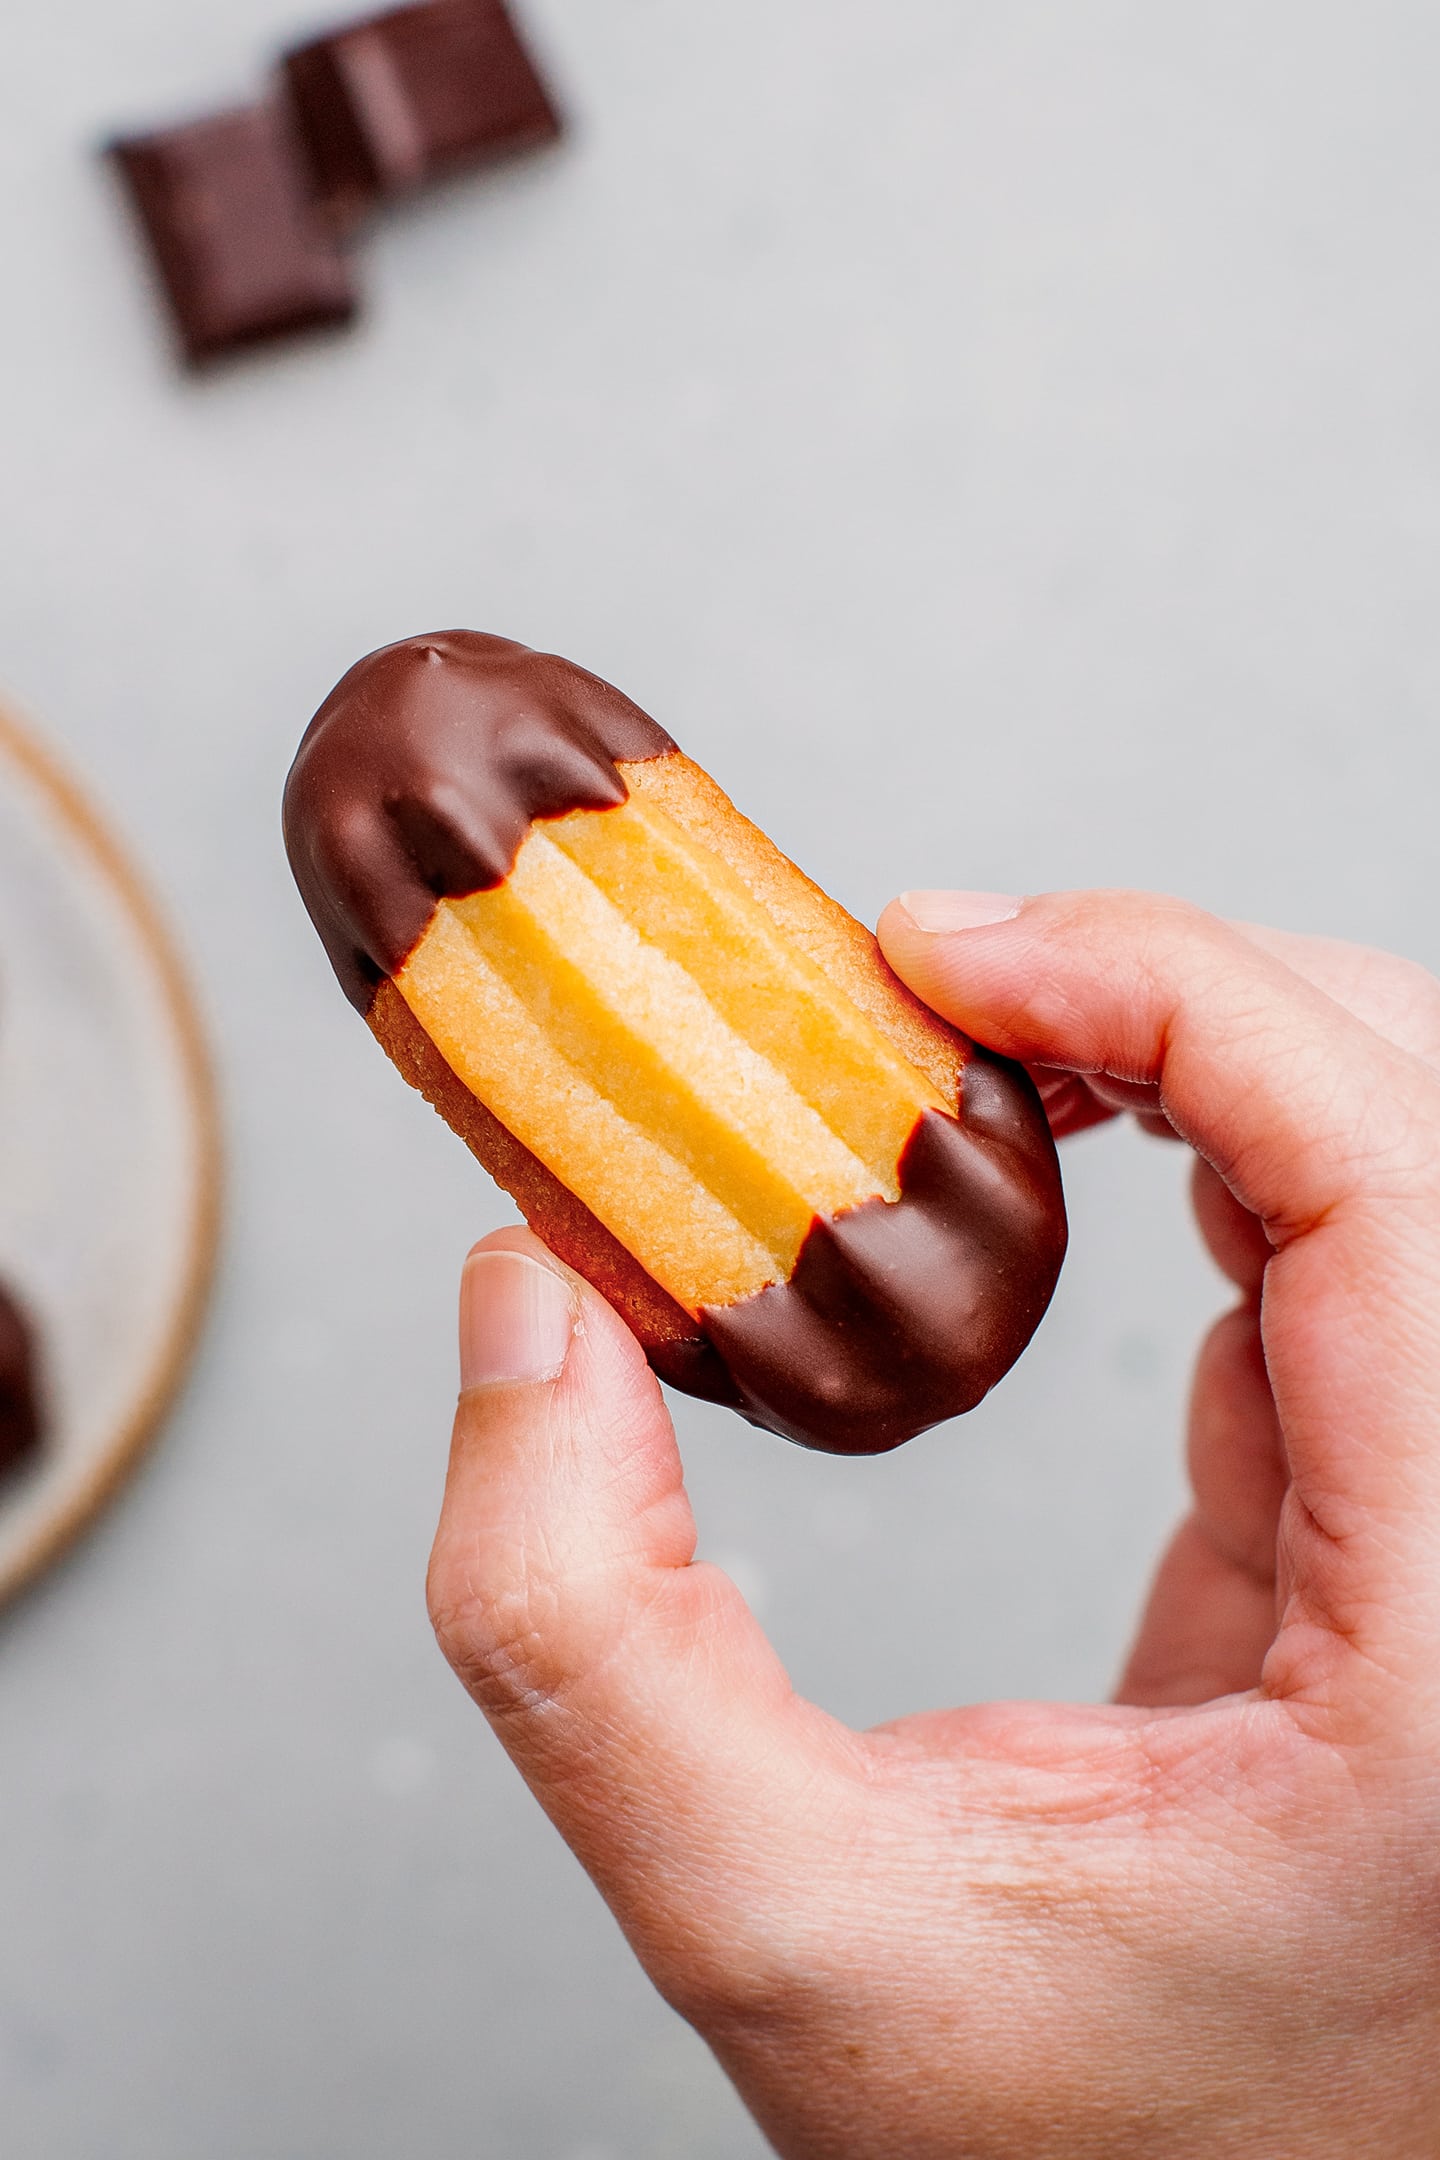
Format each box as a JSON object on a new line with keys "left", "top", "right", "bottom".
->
{"left": 284, "top": 632, "right": 1066, "bottom": 1451}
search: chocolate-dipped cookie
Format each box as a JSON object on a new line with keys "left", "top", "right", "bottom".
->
{"left": 284, "top": 633, "right": 1066, "bottom": 1452}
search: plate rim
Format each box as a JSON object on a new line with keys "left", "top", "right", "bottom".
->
{"left": 0, "top": 695, "right": 223, "bottom": 1610}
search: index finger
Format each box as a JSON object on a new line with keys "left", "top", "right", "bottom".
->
{"left": 1034, "top": 923, "right": 1440, "bottom": 1140}
{"left": 1234, "top": 924, "right": 1440, "bottom": 1072}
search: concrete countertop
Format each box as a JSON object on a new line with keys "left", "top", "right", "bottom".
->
{"left": 2, "top": 4, "right": 1437, "bottom": 2153}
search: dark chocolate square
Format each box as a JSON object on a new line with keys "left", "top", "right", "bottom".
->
{"left": 110, "top": 101, "right": 359, "bottom": 366}
{"left": 283, "top": 0, "right": 562, "bottom": 227}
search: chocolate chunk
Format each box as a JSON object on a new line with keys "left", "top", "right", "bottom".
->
{"left": 283, "top": 0, "right": 563, "bottom": 227}
{"left": 0, "top": 1284, "right": 44, "bottom": 1484}
{"left": 109, "top": 100, "right": 359, "bottom": 366}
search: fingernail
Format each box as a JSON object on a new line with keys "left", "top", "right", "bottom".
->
{"left": 897, "top": 890, "right": 1023, "bottom": 933}
{"left": 459, "top": 1250, "right": 576, "bottom": 1390}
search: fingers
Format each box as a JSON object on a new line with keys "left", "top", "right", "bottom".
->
{"left": 1023, "top": 921, "right": 1440, "bottom": 1144}
{"left": 1032, "top": 1064, "right": 1183, "bottom": 1143}
{"left": 1236, "top": 926, "right": 1440, "bottom": 1071}
{"left": 1191, "top": 1160, "right": 1272, "bottom": 1297}
{"left": 1029, "top": 1065, "right": 1118, "bottom": 1141}
{"left": 880, "top": 889, "right": 1434, "bottom": 1234}
{"left": 1116, "top": 1308, "right": 1285, "bottom": 1706}
{"left": 1187, "top": 1306, "right": 1288, "bottom": 1584}
{"left": 1115, "top": 1517, "right": 1278, "bottom": 1709}
{"left": 879, "top": 889, "right": 1440, "bottom": 1700}
{"left": 428, "top": 1229, "right": 860, "bottom": 2005}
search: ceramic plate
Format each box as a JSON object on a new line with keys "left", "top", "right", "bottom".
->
{"left": 0, "top": 698, "right": 220, "bottom": 1607}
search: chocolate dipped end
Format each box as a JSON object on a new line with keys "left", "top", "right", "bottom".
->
{"left": 700, "top": 1050, "right": 1066, "bottom": 1454}
{"left": 282, "top": 631, "right": 676, "bottom": 1010}
{"left": 0, "top": 1286, "right": 44, "bottom": 1483}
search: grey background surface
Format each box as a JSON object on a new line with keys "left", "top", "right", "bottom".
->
{"left": 2, "top": 3, "right": 1438, "bottom": 2154}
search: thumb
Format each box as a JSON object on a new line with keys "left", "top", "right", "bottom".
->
{"left": 427, "top": 1228, "right": 858, "bottom": 2006}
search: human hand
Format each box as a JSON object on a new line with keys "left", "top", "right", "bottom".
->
{"left": 427, "top": 889, "right": 1440, "bottom": 2158}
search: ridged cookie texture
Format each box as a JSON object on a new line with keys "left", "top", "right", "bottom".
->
{"left": 284, "top": 632, "right": 1067, "bottom": 1453}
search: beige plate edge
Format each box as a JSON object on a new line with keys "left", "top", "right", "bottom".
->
{"left": 0, "top": 696, "right": 223, "bottom": 1611}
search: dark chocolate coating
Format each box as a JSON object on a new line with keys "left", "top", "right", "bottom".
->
{"left": 0, "top": 1284, "right": 44, "bottom": 1484}
{"left": 283, "top": 0, "right": 563, "bottom": 228}
{"left": 284, "top": 631, "right": 1067, "bottom": 1452}
{"left": 283, "top": 632, "right": 674, "bottom": 1011}
{"left": 704, "top": 1066, "right": 1066, "bottom": 1453}
{"left": 109, "top": 102, "right": 358, "bottom": 367}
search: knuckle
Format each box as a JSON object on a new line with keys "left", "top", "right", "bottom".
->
{"left": 1063, "top": 889, "right": 1217, "bottom": 971}
{"left": 427, "top": 1548, "right": 572, "bottom": 1720}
